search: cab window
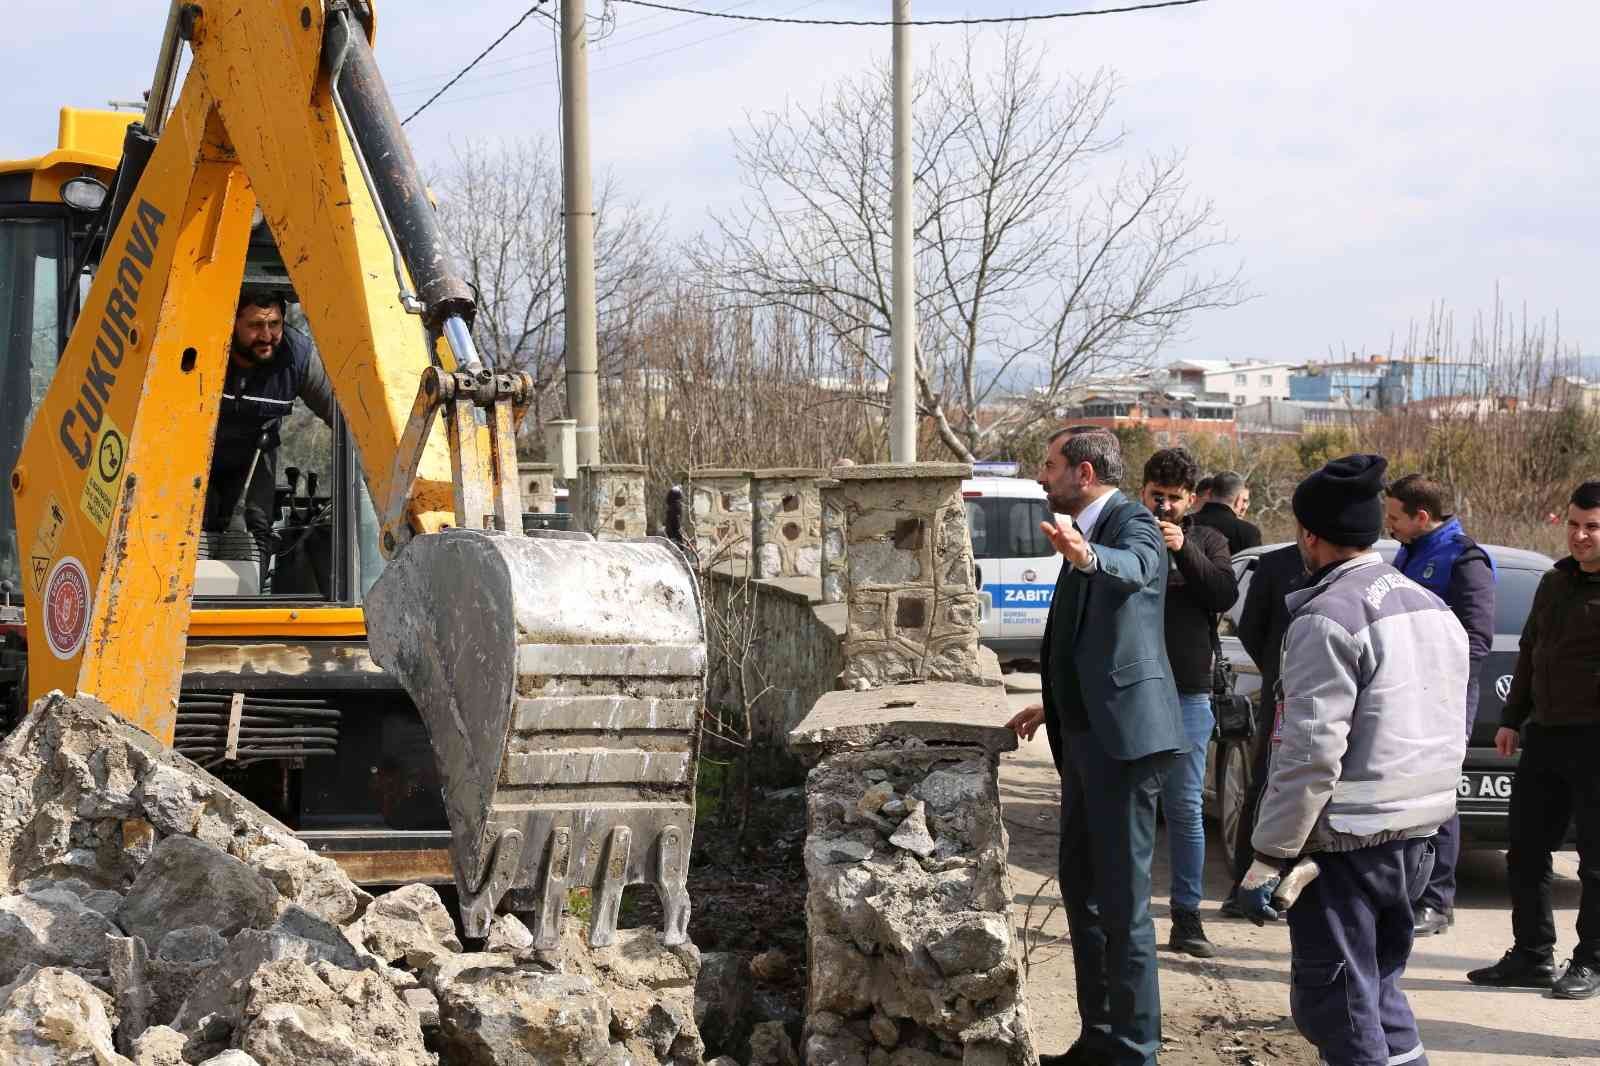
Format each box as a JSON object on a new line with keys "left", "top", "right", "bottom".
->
{"left": 0, "top": 215, "right": 67, "bottom": 596}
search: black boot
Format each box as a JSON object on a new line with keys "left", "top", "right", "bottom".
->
{"left": 1553, "top": 958, "right": 1600, "bottom": 1000}
{"left": 1169, "top": 907, "right": 1216, "bottom": 958}
{"left": 1467, "top": 948, "right": 1557, "bottom": 988}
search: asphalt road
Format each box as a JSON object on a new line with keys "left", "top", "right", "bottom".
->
{"left": 998, "top": 672, "right": 1598, "bottom": 1066}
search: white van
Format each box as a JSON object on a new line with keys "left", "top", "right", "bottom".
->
{"left": 963, "top": 468, "right": 1062, "bottom": 663}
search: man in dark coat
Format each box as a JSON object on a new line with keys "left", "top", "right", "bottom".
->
{"left": 1008, "top": 428, "right": 1182, "bottom": 1066}
{"left": 1191, "top": 470, "right": 1261, "bottom": 555}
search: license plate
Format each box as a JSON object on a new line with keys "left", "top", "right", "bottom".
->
{"left": 1458, "top": 772, "right": 1513, "bottom": 800}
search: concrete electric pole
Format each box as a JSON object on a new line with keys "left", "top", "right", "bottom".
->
{"left": 888, "top": 0, "right": 916, "bottom": 463}
{"left": 561, "top": 0, "right": 602, "bottom": 467}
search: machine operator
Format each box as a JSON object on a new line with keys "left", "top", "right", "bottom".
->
{"left": 202, "top": 289, "right": 336, "bottom": 555}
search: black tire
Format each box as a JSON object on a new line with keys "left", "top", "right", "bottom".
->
{"left": 1216, "top": 738, "right": 1254, "bottom": 875}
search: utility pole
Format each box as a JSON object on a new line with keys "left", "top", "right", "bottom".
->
{"left": 561, "top": 0, "right": 602, "bottom": 467}
{"left": 888, "top": 0, "right": 916, "bottom": 463}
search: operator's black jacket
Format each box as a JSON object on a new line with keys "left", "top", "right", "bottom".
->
{"left": 1163, "top": 517, "right": 1239, "bottom": 693}
{"left": 1191, "top": 500, "right": 1262, "bottom": 555}
{"left": 204, "top": 329, "right": 336, "bottom": 533}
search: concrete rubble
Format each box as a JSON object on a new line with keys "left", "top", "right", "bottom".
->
{"left": 0, "top": 693, "right": 737, "bottom": 1066}
{"left": 790, "top": 683, "right": 1038, "bottom": 1066}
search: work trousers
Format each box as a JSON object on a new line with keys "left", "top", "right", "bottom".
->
{"left": 1058, "top": 726, "right": 1174, "bottom": 1066}
{"left": 1287, "top": 838, "right": 1435, "bottom": 1066}
{"left": 1506, "top": 722, "right": 1600, "bottom": 964}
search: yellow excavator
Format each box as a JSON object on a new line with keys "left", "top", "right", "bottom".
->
{"left": 0, "top": 0, "right": 702, "bottom": 948}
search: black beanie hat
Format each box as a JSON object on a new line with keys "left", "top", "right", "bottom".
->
{"left": 1292, "top": 454, "right": 1388, "bottom": 547}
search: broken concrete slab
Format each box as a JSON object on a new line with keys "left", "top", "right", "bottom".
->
{"left": 343, "top": 883, "right": 461, "bottom": 967}
{"left": 250, "top": 845, "right": 371, "bottom": 927}
{"left": 0, "top": 966, "right": 132, "bottom": 1066}
{"left": 432, "top": 966, "right": 612, "bottom": 1066}
{"left": 236, "top": 959, "right": 431, "bottom": 1066}
{"left": 130, "top": 1024, "right": 186, "bottom": 1066}
{"left": 695, "top": 951, "right": 753, "bottom": 1059}
{"left": 787, "top": 682, "right": 1017, "bottom": 760}
{"left": 117, "top": 836, "right": 279, "bottom": 947}
{"left": 0, "top": 885, "right": 122, "bottom": 984}
{"left": 748, "top": 1019, "right": 802, "bottom": 1066}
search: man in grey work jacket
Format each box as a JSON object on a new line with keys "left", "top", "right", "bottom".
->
{"left": 1239, "top": 454, "right": 1468, "bottom": 1066}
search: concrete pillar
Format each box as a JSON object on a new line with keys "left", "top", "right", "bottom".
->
{"left": 750, "top": 468, "right": 825, "bottom": 580}
{"left": 687, "top": 468, "right": 754, "bottom": 568}
{"left": 576, "top": 464, "right": 647, "bottom": 541}
{"left": 831, "top": 462, "right": 984, "bottom": 688}
{"left": 788, "top": 685, "right": 1037, "bottom": 1066}
{"left": 516, "top": 462, "right": 558, "bottom": 514}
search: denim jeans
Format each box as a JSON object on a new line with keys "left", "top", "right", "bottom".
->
{"left": 1161, "top": 690, "right": 1215, "bottom": 912}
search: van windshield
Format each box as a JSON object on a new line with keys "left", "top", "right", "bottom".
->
{"left": 966, "top": 496, "right": 1052, "bottom": 560}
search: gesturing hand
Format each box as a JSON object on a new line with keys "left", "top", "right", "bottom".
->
{"left": 1007, "top": 703, "right": 1045, "bottom": 741}
{"left": 1040, "top": 517, "right": 1093, "bottom": 569}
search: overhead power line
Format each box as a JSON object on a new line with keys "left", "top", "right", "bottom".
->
{"left": 609, "top": 0, "right": 1208, "bottom": 26}
{"left": 401, "top": 1, "right": 553, "bottom": 126}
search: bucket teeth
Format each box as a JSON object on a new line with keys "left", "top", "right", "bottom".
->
{"left": 366, "top": 530, "right": 704, "bottom": 947}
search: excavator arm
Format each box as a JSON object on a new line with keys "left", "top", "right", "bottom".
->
{"left": 11, "top": 0, "right": 702, "bottom": 947}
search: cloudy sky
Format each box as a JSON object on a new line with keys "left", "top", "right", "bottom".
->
{"left": 5, "top": 0, "right": 1596, "bottom": 365}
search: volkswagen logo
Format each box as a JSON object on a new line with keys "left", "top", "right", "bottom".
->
{"left": 1495, "top": 674, "right": 1514, "bottom": 702}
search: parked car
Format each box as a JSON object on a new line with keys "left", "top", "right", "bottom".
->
{"left": 963, "top": 475, "right": 1062, "bottom": 664}
{"left": 1202, "top": 540, "right": 1556, "bottom": 873}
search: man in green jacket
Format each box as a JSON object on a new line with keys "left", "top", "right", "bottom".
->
{"left": 1467, "top": 480, "right": 1600, "bottom": 1000}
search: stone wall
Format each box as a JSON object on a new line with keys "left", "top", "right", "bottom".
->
{"left": 577, "top": 464, "right": 648, "bottom": 540}
{"left": 819, "top": 478, "right": 847, "bottom": 605}
{"left": 704, "top": 568, "right": 845, "bottom": 768}
{"left": 832, "top": 463, "right": 986, "bottom": 689}
{"left": 751, "top": 468, "right": 825, "bottom": 580}
{"left": 516, "top": 461, "right": 558, "bottom": 514}
{"left": 688, "top": 469, "right": 755, "bottom": 566}
{"left": 788, "top": 685, "right": 1036, "bottom": 1066}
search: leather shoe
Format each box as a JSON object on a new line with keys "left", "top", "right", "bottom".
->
{"left": 1039, "top": 1042, "right": 1108, "bottom": 1066}
{"left": 1467, "top": 948, "right": 1557, "bottom": 988}
{"left": 1413, "top": 905, "right": 1450, "bottom": 936}
{"left": 1553, "top": 959, "right": 1600, "bottom": 1000}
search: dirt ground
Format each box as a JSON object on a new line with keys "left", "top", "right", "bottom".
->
{"left": 999, "top": 673, "right": 1600, "bottom": 1066}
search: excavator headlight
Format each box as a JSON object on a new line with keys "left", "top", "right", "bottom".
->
{"left": 60, "top": 176, "right": 109, "bottom": 213}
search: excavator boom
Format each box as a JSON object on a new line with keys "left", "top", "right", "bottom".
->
{"left": 10, "top": 0, "right": 701, "bottom": 946}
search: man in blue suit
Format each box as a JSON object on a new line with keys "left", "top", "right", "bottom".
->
{"left": 1009, "top": 428, "right": 1184, "bottom": 1066}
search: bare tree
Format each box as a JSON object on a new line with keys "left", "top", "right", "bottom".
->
{"left": 433, "top": 137, "right": 665, "bottom": 428}
{"left": 695, "top": 28, "right": 1245, "bottom": 461}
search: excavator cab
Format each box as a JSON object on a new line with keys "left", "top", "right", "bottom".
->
{"left": 2, "top": 2, "right": 703, "bottom": 948}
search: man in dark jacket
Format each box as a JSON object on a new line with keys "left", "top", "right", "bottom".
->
{"left": 1386, "top": 474, "right": 1495, "bottom": 936}
{"left": 1467, "top": 480, "right": 1600, "bottom": 1001}
{"left": 1219, "top": 542, "right": 1306, "bottom": 918}
{"left": 1007, "top": 428, "right": 1182, "bottom": 1066}
{"left": 204, "top": 290, "right": 336, "bottom": 553}
{"left": 1191, "top": 470, "right": 1261, "bottom": 555}
{"left": 1139, "top": 447, "right": 1237, "bottom": 958}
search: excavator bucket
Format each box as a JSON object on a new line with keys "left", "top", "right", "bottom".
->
{"left": 366, "top": 528, "right": 704, "bottom": 947}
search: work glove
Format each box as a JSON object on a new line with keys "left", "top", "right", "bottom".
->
{"left": 1238, "top": 858, "right": 1285, "bottom": 926}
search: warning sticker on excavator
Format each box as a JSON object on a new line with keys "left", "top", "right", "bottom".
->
{"left": 79, "top": 416, "right": 127, "bottom": 534}
{"left": 43, "top": 556, "right": 91, "bottom": 659}
{"left": 27, "top": 493, "right": 68, "bottom": 593}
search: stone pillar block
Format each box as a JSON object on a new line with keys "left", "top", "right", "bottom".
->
{"left": 576, "top": 464, "right": 647, "bottom": 541}
{"left": 687, "top": 468, "right": 754, "bottom": 567}
{"left": 516, "top": 462, "right": 558, "bottom": 514}
{"left": 788, "top": 684, "right": 1037, "bottom": 1066}
{"left": 819, "top": 478, "right": 846, "bottom": 604}
{"left": 831, "top": 463, "right": 984, "bottom": 688}
{"left": 750, "top": 468, "right": 825, "bottom": 580}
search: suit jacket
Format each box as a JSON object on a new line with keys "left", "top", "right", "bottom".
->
{"left": 1040, "top": 490, "right": 1184, "bottom": 764}
{"left": 1235, "top": 543, "right": 1306, "bottom": 709}
{"left": 1192, "top": 501, "right": 1262, "bottom": 555}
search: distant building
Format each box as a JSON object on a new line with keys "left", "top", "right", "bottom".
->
{"left": 1062, "top": 380, "right": 1237, "bottom": 443}
{"left": 1289, "top": 356, "right": 1488, "bottom": 411}
{"left": 1167, "top": 359, "right": 1301, "bottom": 407}
{"left": 1550, "top": 375, "right": 1600, "bottom": 412}
{"left": 1236, "top": 397, "right": 1364, "bottom": 436}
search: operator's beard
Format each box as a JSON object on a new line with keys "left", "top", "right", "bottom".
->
{"left": 231, "top": 339, "right": 275, "bottom": 366}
